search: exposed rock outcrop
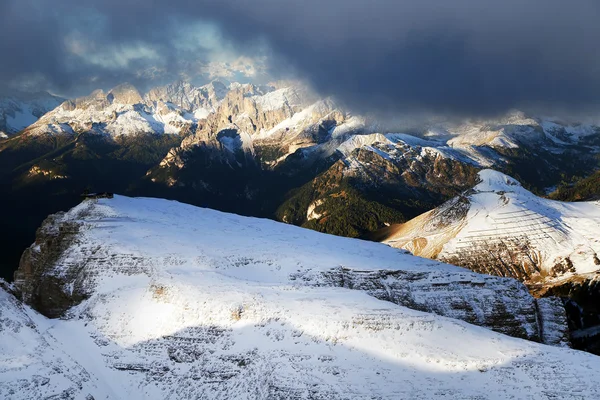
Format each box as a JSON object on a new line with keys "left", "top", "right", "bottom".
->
{"left": 151, "top": 84, "right": 340, "bottom": 175}
{"left": 145, "top": 80, "right": 228, "bottom": 112}
{"left": 13, "top": 207, "right": 89, "bottom": 317}
{"left": 297, "top": 266, "right": 569, "bottom": 346}
{"left": 108, "top": 83, "right": 143, "bottom": 105}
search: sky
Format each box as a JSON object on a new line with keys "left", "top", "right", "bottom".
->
{"left": 1, "top": 0, "right": 599, "bottom": 117}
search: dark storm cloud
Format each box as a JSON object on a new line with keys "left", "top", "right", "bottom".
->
{"left": 0, "top": 0, "right": 137, "bottom": 94}
{"left": 0, "top": 0, "right": 269, "bottom": 96}
{"left": 2, "top": 0, "right": 599, "bottom": 115}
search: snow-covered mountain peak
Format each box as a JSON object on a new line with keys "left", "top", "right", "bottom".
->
{"left": 250, "top": 85, "right": 309, "bottom": 111}
{"left": 336, "top": 133, "right": 392, "bottom": 157}
{"left": 26, "top": 82, "right": 206, "bottom": 137}
{"left": 383, "top": 170, "right": 600, "bottom": 284}
{"left": 107, "top": 83, "right": 143, "bottom": 105}
{"left": 474, "top": 169, "right": 523, "bottom": 192}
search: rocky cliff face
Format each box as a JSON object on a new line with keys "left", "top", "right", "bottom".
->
{"left": 145, "top": 80, "right": 229, "bottom": 112}
{"left": 13, "top": 211, "right": 87, "bottom": 318}
{"left": 150, "top": 83, "right": 335, "bottom": 175}
{"left": 299, "top": 266, "right": 569, "bottom": 345}
{"left": 108, "top": 83, "right": 144, "bottom": 105}
{"left": 538, "top": 277, "right": 600, "bottom": 354}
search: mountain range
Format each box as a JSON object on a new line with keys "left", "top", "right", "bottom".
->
{"left": 2, "top": 79, "right": 600, "bottom": 396}
{"left": 2, "top": 79, "right": 600, "bottom": 356}
{"left": 2, "top": 80, "right": 599, "bottom": 267}
{"left": 0, "top": 90, "right": 64, "bottom": 137}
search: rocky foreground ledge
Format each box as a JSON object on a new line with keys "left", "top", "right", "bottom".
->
{"left": 3, "top": 195, "right": 598, "bottom": 399}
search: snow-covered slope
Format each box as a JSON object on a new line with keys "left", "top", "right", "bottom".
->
{"left": 335, "top": 132, "right": 501, "bottom": 167}
{"left": 383, "top": 170, "right": 600, "bottom": 284}
{"left": 4, "top": 196, "right": 600, "bottom": 398}
{"left": 0, "top": 285, "right": 116, "bottom": 398}
{"left": 0, "top": 91, "right": 64, "bottom": 136}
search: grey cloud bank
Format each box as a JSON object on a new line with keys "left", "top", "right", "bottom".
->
{"left": 1, "top": 0, "right": 599, "bottom": 116}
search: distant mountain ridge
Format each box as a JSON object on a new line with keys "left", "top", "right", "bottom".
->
{"left": 0, "top": 90, "right": 64, "bottom": 137}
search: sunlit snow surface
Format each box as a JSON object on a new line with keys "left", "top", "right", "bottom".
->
{"left": 2, "top": 196, "right": 600, "bottom": 399}
{"left": 385, "top": 170, "right": 600, "bottom": 279}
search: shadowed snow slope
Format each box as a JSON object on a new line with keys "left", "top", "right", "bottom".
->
{"left": 3, "top": 196, "right": 600, "bottom": 398}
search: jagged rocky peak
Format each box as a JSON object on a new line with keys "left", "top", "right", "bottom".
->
{"left": 61, "top": 89, "right": 110, "bottom": 111}
{"left": 4, "top": 195, "right": 600, "bottom": 399}
{"left": 203, "top": 79, "right": 229, "bottom": 102}
{"left": 107, "top": 82, "right": 143, "bottom": 105}
{"left": 150, "top": 89, "right": 350, "bottom": 180}
{"left": 23, "top": 81, "right": 206, "bottom": 137}
{"left": 61, "top": 83, "right": 142, "bottom": 112}
{"left": 159, "top": 81, "right": 322, "bottom": 163}
{"left": 145, "top": 80, "right": 229, "bottom": 112}
{"left": 215, "top": 80, "right": 313, "bottom": 121}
